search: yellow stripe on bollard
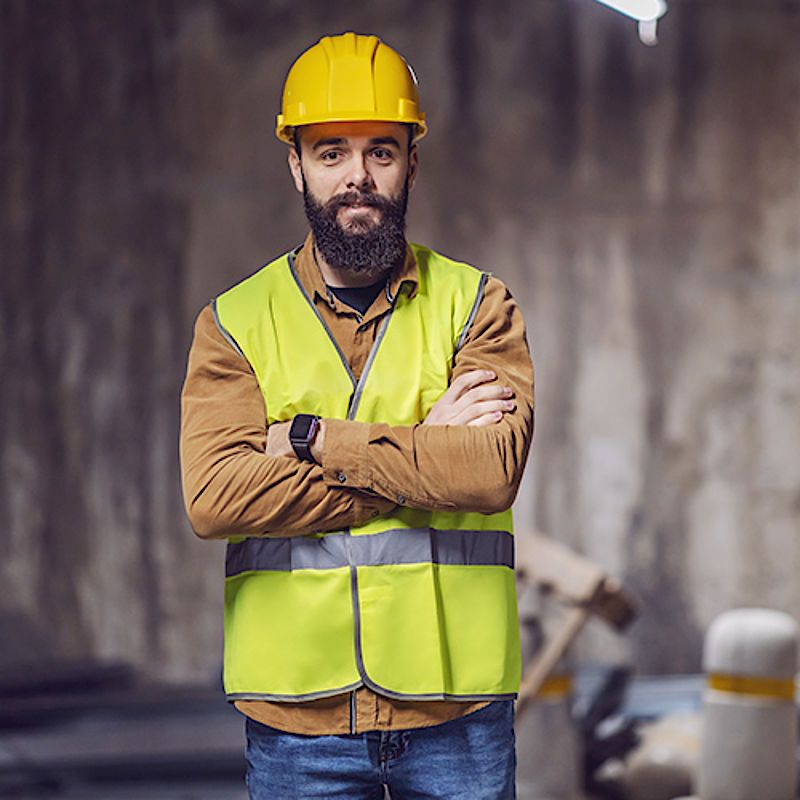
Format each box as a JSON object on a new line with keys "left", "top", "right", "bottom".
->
{"left": 535, "top": 674, "right": 573, "bottom": 700}
{"left": 707, "top": 672, "right": 796, "bottom": 701}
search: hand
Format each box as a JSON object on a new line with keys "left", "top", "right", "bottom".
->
{"left": 423, "top": 370, "right": 515, "bottom": 427}
{"left": 265, "top": 420, "right": 293, "bottom": 458}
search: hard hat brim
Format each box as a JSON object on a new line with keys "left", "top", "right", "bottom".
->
{"left": 276, "top": 114, "right": 428, "bottom": 145}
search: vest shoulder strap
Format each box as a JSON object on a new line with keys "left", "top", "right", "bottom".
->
{"left": 212, "top": 251, "right": 295, "bottom": 358}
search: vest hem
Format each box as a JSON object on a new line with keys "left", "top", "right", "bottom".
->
{"left": 227, "top": 688, "right": 518, "bottom": 702}
{"left": 227, "top": 682, "right": 363, "bottom": 703}
{"left": 359, "top": 682, "right": 519, "bottom": 702}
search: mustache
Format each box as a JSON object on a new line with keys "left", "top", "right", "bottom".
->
{"left": 322, "top": 190, "right": 395, "bottom": 216}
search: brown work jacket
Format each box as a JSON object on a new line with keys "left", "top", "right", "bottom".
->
{"left": 179, "top": 233, "right": 535, "bottom": 734}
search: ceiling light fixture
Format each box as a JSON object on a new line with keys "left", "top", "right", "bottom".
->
{"left": 593, "top": 0, "right": 668, "bottom": 45}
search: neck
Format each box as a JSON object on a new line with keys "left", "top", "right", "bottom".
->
{"left": 312, "top": 243, "right": 392, "bottom": 288}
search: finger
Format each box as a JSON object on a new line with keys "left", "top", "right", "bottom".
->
{"left": 456, "top": 383, "right": 514, "bottom": 407}
{"left": 455, "top": 398, "right": 516, "bottom": 426}
{"left": 467, "top": 410, "right": 505, "bottom": 427}
{"left": 452, "top": 387, "right": 514, "bottom": 421}
{"left": 447, "top": 369, "right": 497, "bottom": 402}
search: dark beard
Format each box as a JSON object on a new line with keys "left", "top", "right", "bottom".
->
{"left": 303, "top": 179, "right": 409, "bottom": 279}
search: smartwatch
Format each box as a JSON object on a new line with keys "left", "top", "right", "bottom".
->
{"left": 289, "top": 414, "right": 320, "bottom": 463}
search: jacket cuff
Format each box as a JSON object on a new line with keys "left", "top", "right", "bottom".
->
{"left": 321, "top": 419, "right": 371, "bottom": 489}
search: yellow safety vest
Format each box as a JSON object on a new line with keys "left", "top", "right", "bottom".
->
{"left": 213, "top": 243, "right": 520, "bottom": 701}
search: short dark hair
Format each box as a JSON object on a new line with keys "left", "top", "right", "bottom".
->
{"left": 404, "top": 123, "right": 414, "bottom": 153}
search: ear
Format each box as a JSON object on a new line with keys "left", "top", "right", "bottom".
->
{"left": 288, "top": 147, "right": 304, "bottom": 194}
{"left": 407, "top": 144, "right": 419, "bottom": 192}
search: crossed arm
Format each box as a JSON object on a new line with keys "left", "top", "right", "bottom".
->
{"left": 179, "top": 277, "right": 534, "bottom": 539}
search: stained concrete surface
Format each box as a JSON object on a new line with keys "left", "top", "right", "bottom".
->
{"left": 2, "top": 787, "right": 247, "bottom": 800}
{"left": 2, "top": 0, "right": 799, "bottom": 684}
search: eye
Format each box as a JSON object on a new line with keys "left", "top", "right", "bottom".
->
{"left": 370, "top": 147, "right": 394, "bottom": 162}
{"left": 320, "top": 149, "right": 342, "bottom": 163}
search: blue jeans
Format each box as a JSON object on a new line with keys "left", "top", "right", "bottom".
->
{"left": 245, "top": 699, "right": 516, "bottom": 799}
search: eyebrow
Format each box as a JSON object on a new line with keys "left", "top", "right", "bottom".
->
{"left": 311, "top": 136, "right": 402, "bottom": 151}
{"left": 311, "top": 137, "right": 345, "bottom": 151}
{"left": 367, "top": 136, "right": 402, "bottom": 148}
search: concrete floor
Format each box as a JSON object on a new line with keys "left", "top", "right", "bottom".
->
{"left": 2, "top": 785, "right": 248, "bottom": 800}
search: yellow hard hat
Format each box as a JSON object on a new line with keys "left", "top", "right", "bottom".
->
{"left": 276, "top": 32, "right": 427, "bottom": 144}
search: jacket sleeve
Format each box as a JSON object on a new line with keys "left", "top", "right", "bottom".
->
{"left": 179, "top": 305, "right": 394, "bottom": 540}
{"left": 320, "top": 276, "right": 534, "bottom": 514}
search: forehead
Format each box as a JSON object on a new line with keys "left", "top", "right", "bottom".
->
{"left": 297, "top": 120, "right": 408, "bottom": 148}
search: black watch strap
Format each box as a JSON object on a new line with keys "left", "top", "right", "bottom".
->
{"left": 289, "top": 414, "right": 320, "bottom": 463}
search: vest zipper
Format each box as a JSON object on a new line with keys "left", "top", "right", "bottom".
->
{"left": 349, "top": 688, "right": 357, "bottom": 734}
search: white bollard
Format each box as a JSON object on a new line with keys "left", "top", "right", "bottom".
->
{"left": 699, "top": 608, "right": 798, "bottom": 800}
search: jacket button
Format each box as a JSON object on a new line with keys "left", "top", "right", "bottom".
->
{"left": 337, "top": 472, "right": 347, "bottom": 483}
{"left": 397, "top": 494, "right": 406, "bottom": 505}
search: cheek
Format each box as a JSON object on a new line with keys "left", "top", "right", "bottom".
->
{"left": 305, "top": 171, "right": 342, "bottom": 202}
{"left": 375, "top": 170, "right": 408, "bottom": 199}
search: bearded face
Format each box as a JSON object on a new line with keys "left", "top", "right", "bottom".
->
{"left": 303, "top": 178, "right": 409, "bottom": 279}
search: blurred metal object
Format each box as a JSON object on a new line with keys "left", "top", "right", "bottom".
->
{"left": 515, "top": 533, "right": 638, "bottom": 719}
{"left": 620, "top": 713, "right": 700, "bottom": 800}
{"left": 514, "top": 534, "right": 637, "bottom": 799}
{"left": 516, "top": 565, "right": 583, "bottom": 798}
{"left": 517, "top": 668, "right": 583, "bottom": 799}
{"left": 573, "top": 667, "right": 710, "bottom": 800}
{"left": 0, "top": 661, "right": 133, "bottom": 701}
{"left": 577, "top": 666, "right": 638, "bottom": 800}
{"left": 0, "top": 682, "right": 245, "bottom": 796}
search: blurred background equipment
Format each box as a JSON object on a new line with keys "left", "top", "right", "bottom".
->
{"left": 579, "top": 607, "right": 800, "bottom": 800}
{"left": 615, "top": 712, "right": 699, "bottom": 800}
{"left": 516, "top": 533, "right": 637, "bottom": 717}
{"left": 515, "top": 532, "right": 637, "bottom": 799}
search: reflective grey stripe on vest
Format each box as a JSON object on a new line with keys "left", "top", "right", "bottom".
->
{"left": 225, "top": 529, "right": 514, "bottom": 577}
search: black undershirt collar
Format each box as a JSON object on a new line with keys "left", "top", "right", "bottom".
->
{"left": 326, "top": 280, "right": 386, "bottom": 316}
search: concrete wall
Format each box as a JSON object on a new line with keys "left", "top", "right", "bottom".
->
{"left": 2, "top": 0, "right": 799, "bottom": 681}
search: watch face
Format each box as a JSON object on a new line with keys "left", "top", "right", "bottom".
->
{"left": 291, "top": 415, "right": 315, "bottom": 440}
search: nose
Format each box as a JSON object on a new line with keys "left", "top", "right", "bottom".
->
{"left": 344, "top": 153, "right": 375, "bottom": 191}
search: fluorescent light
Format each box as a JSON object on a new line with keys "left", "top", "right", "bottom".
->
{"left": 637, "top": 19, "right": 659, "bottom": 45}
{"left": 594, "top": 0, "right": 667, "bottom": 22}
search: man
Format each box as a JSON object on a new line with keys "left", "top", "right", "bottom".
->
{"left": 180, "top": 32, "right": 534, "bottom": 799}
